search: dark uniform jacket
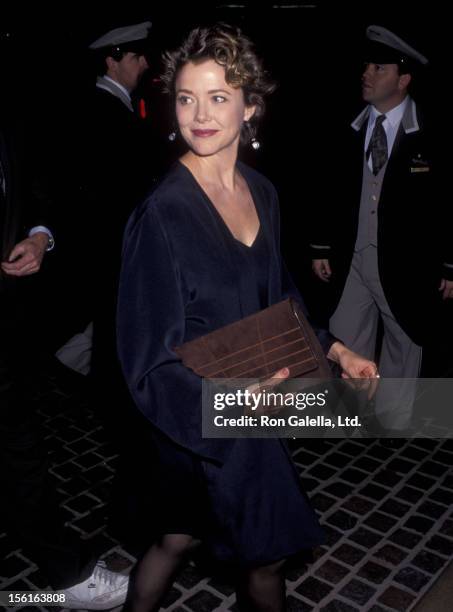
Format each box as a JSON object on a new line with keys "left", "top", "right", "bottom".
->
{"left": 86, "top": 85, "right": 154, "bottom": 250}
{"left": 0, "top": 122, "right": 51, "bottom": 270}
{"left": 86, "top": 84, "right": 157, "bottom": 371}
{"left": 47, "top": 82, "right": 156, "bottom": 345}
{"left": 0, "top": 121, "right": 51, "bottom": 291}
{"left": 1, "top": 118, "right": 54, "bottom": 373}
{"left": 309, "top": 98, "right": 453, "bottom": 345}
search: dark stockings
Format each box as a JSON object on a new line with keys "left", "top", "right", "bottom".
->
{"left": 126, "top": 535, "right": 286, "bottom": 612}
{"left": 236, "top": 560, "right": 286, "bottom": 612}
{"left": 125, "top": 534, "right": 200, "bottom": 612}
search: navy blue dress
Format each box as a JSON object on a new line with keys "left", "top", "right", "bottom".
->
{"left": 117, "top": 161, "right": 332, "bottom": 565}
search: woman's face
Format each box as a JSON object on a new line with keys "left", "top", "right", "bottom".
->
{"left": 175, "top": 59, "right": 255, "bottom": 158}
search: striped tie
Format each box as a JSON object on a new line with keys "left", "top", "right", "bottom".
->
{"left": 366, "top": 114, "right": 387, "bottom": 175}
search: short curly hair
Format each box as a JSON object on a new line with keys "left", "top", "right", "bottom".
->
{"left": 161, "top": 23, "right": 276, "bottom": 141}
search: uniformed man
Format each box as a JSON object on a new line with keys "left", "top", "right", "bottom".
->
{"left": 309, "top": 25, "right": 453, "bottom": 423}
{"left": 85, "top": 20, "right": 159, "bottom": 552}
{"left": 83, "top": 20, "right": 154, "bottom": 381}
{"left": 311, "top": 26, "right": 453, "bottom": 378}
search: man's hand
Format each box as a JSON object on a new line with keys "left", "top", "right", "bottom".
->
{"left": 312, "top": 259, "right": 332, "bottom": 282}
{"left": 439, "top": 278, "right": 453, "bottom": 300}
{"left": 1, "top": 232, "right": 48, "bottom": 277}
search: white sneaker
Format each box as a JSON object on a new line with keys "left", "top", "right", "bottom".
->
{"left": 58, "top": 561, "right": 129, "bottom": 610}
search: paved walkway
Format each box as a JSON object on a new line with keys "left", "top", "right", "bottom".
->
{"left": 1, "top": 367, "right": 453, "bottom": 611}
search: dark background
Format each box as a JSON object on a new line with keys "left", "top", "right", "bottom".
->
{"left": 1, "top": 1, "right": 448, "bottom": 348}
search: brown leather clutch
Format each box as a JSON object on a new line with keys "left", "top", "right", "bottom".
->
{"left": 174, "top": 298, "right": 331, "bottom": 380}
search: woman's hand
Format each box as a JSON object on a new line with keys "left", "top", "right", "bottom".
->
{"left": 327, "top": 342, "right": 379, "bottom": 398}
{"left": 245, "top": 367, "right": 290, "bottom": 415}
{"left": 328, "top": 342, "right": 378, "bottom": 378}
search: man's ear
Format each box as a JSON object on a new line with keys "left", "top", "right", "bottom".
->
{"left": 398, "top": 73, "right": 412, "bottom": 91}
{"left": 105, "top": 56, "right": 118, "bottom": 73}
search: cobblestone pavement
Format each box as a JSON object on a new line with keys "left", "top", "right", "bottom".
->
{"left": 1, "top": 369, "right": 453, "bottom": 611}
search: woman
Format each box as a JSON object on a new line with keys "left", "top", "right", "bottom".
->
{"left": 117, "top": 24, "right": 377, "bottom": 612}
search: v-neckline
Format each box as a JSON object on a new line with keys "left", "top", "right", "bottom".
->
{"left": 234, "top": 225, "right": 262, "bottom": 249}
{"left": 177, "top": 160, "right": 262, "bottom": 248}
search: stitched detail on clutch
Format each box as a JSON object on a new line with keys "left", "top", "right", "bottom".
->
{"left": 198, "top": 326, "right": 302, "bottom": 369}
{"left": 207, "top": 345, "right": 314, "bottom": 378}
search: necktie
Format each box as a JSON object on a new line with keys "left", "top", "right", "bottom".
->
{"left": 366, "top": 114, "right": 387, "bottom": 175}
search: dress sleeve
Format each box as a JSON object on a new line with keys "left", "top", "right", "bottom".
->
{"left": 117, "top": 203, "right": 232, "bottom": 464}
